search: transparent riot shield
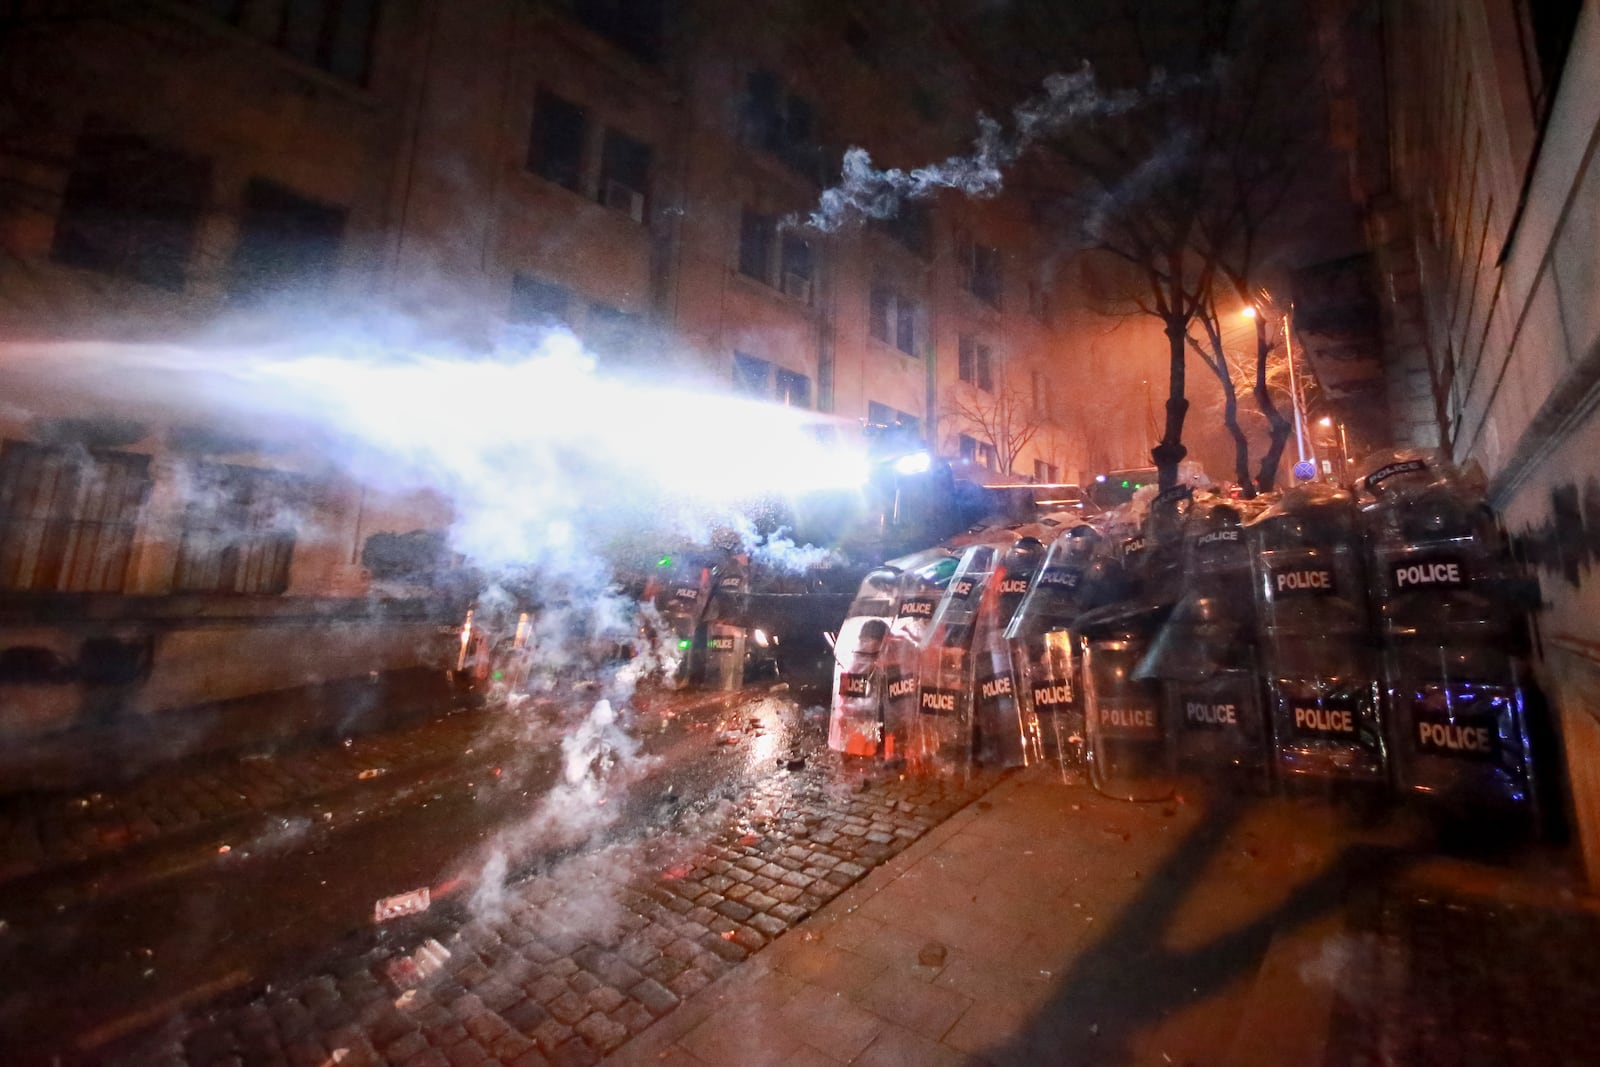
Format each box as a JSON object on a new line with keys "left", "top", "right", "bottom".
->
{"left": 909, "top": 544, "right": 997, "bottom": 773}
{"left": 828, "top": 567, "right": 900, "bottom": 756}
{"left": 970, "top": 538, "right": 1048, "bottom": 767}
{"left": 1359, "top": 452, "right": 1535, "bottom": 814}
{"left": 1251, "top": 485, "right": 1387, "bottom": 787}
{"left": 654, "top": 556, "right": 714, "bottom": 689}
{"left": 1007, "top": 526, "right": 1120, "bottom": 769}
{"left": 880, "top": 552, "right": 959, "bottom": 765}
{"left": 1145, "top": 499, "right": 1271, "bottom": 782}
{"left": 1078, "top": 602, "right": 1173, "bottom": 801}
{"left": 703, "top": 555, "right": 751, "bottom": 691}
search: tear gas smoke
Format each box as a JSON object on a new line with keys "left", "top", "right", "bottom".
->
{"left": 804, "top": 61, "right": 1212, "bottom": 236}
{"left": 804, "top": 63, "right": 1142, "bottom": 233}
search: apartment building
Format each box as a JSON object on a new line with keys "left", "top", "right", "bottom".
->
{"left": 1324, "top": 0, "right": 1600, "bottom": 880}
{"left": 0, "top": 1, "right": 1147, "bottom": 773}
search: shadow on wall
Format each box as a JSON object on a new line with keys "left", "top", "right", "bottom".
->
{"left": 1510, "top": 477, "right": 1600, "bottom": 591}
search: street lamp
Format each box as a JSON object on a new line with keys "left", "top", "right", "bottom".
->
{"left": 1318, "top": 415, "right": 1351, "bottom": 484}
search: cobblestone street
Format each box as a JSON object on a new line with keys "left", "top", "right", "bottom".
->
{"left": 112, "top": 752, "right": 996, "bottom": 1067}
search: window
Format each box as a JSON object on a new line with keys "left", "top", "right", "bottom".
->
{"left": 739, "top": 208, "right": 814, "bottom": 304}
{"left": 599, "top": 129, "right": 651, "bottom": 222}
{"left": 775, "top": 368, "right": 811, "bottom": 409}
{"left": 869, "top": 283, "right": 920, "bottom": 356}
{"left": 571, "top": 0, "right": 664, "bottom": 63}
{"left": 881, "top": 201, "right": 931, "bottom": 259}
{"left": 529, "top": 91, "right": 587, "bottom": 192}
{"left": 742, "top": 69, "right": 823, "bottom": 179}
{"left": 958, "top": 436, "right": 996, "bottom": 470}
{"left": 586, "top": 302, "right": 647, "bottom": 361}
{"left": 1034, "top": 460, "right": 1060, "bottom": 483}
{"left": 733, "top": 353, "right": 771, "bottom": 398}
{"left": 780, "top": 234, "right": 813, "bottom": 302}
{"left": 174, "top": 464, "right": 301, "bottom": 595}
{"left": 226, "top": 178, "right": 346, "bottom": 304}
{"left": 958, "top": 335, "right": 993, "bottom": 391}
{"left": 510, "top": 274, "right": 572, "bottom": 328}
{"left": 868, "top": 402, "right": 919, "bottom": 437}
{"left": 0, "top": 441, "right": 151, "bottom": 593}
{"left": 51, "top": 119, "right": 210, "bottom": 292}
{"left": 957, "top": 232, "right": 1002, "bottom": 308}
{"left": 186, "top": 0, "right": 380, "bottom": 84}
{"left": 738, "top": 209, "right": 775, "bottom": 281}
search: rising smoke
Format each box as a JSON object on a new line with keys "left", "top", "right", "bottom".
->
{"left": 804, "top": 64, "right": 1142, "bottom": 233}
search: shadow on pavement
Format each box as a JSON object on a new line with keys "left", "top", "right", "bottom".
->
{"left": 981, "top": 792, "right": 1419, "bottom": 1066}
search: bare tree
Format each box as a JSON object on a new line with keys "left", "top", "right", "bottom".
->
{"left": 1186, "top": 289, "right": 1254, "bottom": 495}
{"left": 943, "top": 383, "right": 1050, "bottom": 477}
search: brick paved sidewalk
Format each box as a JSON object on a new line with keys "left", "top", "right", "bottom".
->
{"left": 604, "top": 767, "right": 1591, "bottom": 1067}
{"left": 106, "top": 748, "right": 998, "bottom": 1066}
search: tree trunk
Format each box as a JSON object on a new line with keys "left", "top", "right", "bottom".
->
{"left": 1252, "top": 315, "right": 1293, "bottom": 492}
{"left": 1208, "top": 356, "right": 1254, "bottom": 499}
{"left": 1152, "top": 316, "right": 1190, "bottom": 489}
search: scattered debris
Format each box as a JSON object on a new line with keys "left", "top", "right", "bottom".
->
{"left": 783, "top": 757, "right": 806, "bottom": 772}
{"left": 217, "top": 845, "right": 231, "bottom": 854}
{"left": 1089, "top": 1023, "right": 1099, "bottom": 1036}
{"left": 357, "top": 769, "right": 383, "bottom": 780}
{"left": 374, "top": 887, "right": 431, "bottom": 924}
{"left": 386, "top": 938, "right": 450, "bottom": 992}
{"left": 917, "top": 942, "right": 947, "bottom": 967}
{"left": 1102, "top": 826, "right": 1131, "bottom": 842}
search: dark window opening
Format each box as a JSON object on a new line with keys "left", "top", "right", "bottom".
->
{"left": 958, "top": 335, "right": 993, "bottom": 391}
{"left": 882, "top": 201, "right": 931, "bottom": 258}
{"left": 599, "top": 128, "right": 652, "bottom": 222}
{"left": 510, "top": 274, "right": 572, "bottom": 328}
{"left": 226, "top": 178, "right": 346, "bottom": 304}
{"left": 738, "top": 208, "right": 775, "bottom": 281}
{"left": 780, "top": 233, "right": 813, "bottom": 302}
{"left": 733, "top": 352, "right": 771, "bottom": 398}
{"left": 868, "top": 401, "right": 919, "bottom": 438}
{"left": 188, "top": 0, "right": 380, "bottom": 84}
{"left": 0, "top": 441, "right": 151, "bottom": 593}
{"left": 869, "top": 282, "right": 920, "bottom": 356}
{"left": 174, "top": 464, "right": 301, "bottom": 595}
{"left": 51, "top": 119, "right": 210, "bottom": 292}
{"left": 775, "top": 367, "right": 811, "bottom": 409}
{"left": 586, "top": 302, "right": 647, "bottom": 362}
{"left": 529, "top": 91, "right": 587, "bottom": 192}
{"left": 571, "top": 0, "right": 664, "bottom": 64}
{"left": 741, "top": 69, "right": 824, "bottom": 181}
{"left": 1034, "top": 459, "right": 1059, "bottom": 483}
{"left": 958, "top": 232, "right": 1003, "bottom": 308}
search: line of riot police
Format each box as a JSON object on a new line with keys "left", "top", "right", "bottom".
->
{"left": 826, "top": 449, "right": 1546, "bottom": 827}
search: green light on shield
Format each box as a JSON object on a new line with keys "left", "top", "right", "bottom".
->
{"left": 1121, "top": 480, "right": 1130, "bottom": 488}
{"left": 492, "top": 670, "right": 504, "bottom": 680}
{"left": 677, "top": 638, "right": 692, "bottom": 650}
{"left": 658, "top": 555, "right": 673, "bottom": 567}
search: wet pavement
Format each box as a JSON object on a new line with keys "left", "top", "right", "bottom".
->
{"left": 0, "top": 680, "right": 997, "bottom": 1065}
{"left": 4, "top": 683, "right": 1599, "bottom": 1067}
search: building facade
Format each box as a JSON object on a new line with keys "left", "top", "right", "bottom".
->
{"left": 1327, "top": 0, "right": 1600, "bottom": 879}
{"left": 0, "top": 1, "right": 1152, "bottom": 778}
